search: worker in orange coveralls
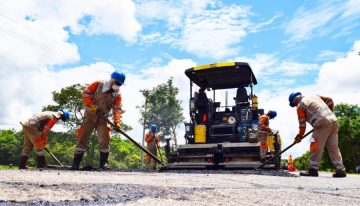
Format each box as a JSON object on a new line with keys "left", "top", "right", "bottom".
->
{"left": 257, "top": 110, "right": 277, "bottom": 162}
{"left": 145, "top": 124, "right": 160, "bottom": 170}
{"left": 71, "top": 71, "right": 125, "bottom": 170}
{"left": 19, "top": 110, "right": 70, "bottom": 169}
{"left": 259, "top": 110, "right": 277, "bottom": 132}
{"left": 289, "top": 92, "right": 346, "bottom": 178}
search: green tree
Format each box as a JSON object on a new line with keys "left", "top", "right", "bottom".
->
{"left": 295, "top": 151, "right": 310, "bottom": 171}
{"left": 0, "top": 130, "right": 23, "bottom": 166}
{"left": 137, "top": 78, "right": 184, "bottom": 144}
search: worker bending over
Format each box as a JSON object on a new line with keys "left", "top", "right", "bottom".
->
{"left": 19, "top": 110, "right": 70, "bottom": 169}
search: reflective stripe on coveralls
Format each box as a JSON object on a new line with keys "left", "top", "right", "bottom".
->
{"left": 76, "top": 80, "right": 121, "bottom": 154}
{"left": 297, "top": 96, "right": 345, "bottom": 171}
{"left": 21, "top": 112, "right": 58, "bottom": 156}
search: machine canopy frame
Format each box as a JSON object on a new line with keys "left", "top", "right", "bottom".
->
{"left": 185, "top": 62, "right": 257, "bottom": 90}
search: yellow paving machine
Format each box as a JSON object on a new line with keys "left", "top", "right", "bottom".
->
{"left": 164, "top": 62, "right": 282, "bottom": 169}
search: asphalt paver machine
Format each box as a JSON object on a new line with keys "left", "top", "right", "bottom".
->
{"left": 165, "top": 62, "right": 282, "bottom": 169}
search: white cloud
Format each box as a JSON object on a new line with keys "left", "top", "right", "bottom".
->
{"left": 121, "top": 59, "right": 196, "bottom": 142}
{"left": 178, "top": 5, "right": 252, "bottom": 59}
{"left": 284, "top": 0, "right": 360, "bottom": 43}
{"left": 316, "top": 50, "right": 346, "bottom": 61}
{"left": 0, "top": 0, "right": 141, "bottom": 126}
{"left": 0, "top": 62, "right": 115, "bottom": 128}
{"left": 136, "top": 0, "right": 278, "bottom": 59}
{"left": 234, "top": 53, "right": 319, "bottom": 79}
{"left": 316, "top": 41, "right": 360, "bottom": 95}
{"left": 0, "top": 0, "right": 141, "bottom": 47}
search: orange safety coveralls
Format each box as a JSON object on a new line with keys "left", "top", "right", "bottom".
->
{"left": 258, "top": 114, "right": 270, "bottom": 160}
{"left": 297, "top": 95, "right": 345, "bottom": 171}
{"left": 75, "top": 80, "right": 121, "bottom": 154}
{"left": 21, "top": 112, "right": 58, "bottom": 156}
{"left": 259, "top": 114, "right": 270, "bottom": 132}
{"left": 145, "top": 130, "right": 159, "bottom": 169}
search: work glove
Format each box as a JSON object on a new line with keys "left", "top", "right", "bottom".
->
{"left": 294, "top": 134, "right": 303, "bottom": 143}
{"left": 115, "top": 122, "right": 121, "bottom": 129}
{"left": 89, "top": 104, "right": 97, "bottom": 113}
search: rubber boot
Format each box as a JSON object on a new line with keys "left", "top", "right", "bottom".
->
{"left": 18, "top": 156, "right": 28, "bottom": 169}
{"left": 333, "top": 170, "right": 346, "bottom": 178}
{"left": 299, "top": 168, "right": 318, "bottom": 177}
{"left": 71, "top": 152, "right": 84, "bottom": 170}
{"left": 36, "top": 155, "right": 46, "bottom": 169}
{"left": 100, "top": 152, "right": 110, "bottom": 170}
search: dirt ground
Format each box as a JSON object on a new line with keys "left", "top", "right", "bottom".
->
{"left": 0, "top": 169, "right": 359, "bottom": 206}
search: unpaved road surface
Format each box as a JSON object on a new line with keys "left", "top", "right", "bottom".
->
{"left": 0, "top": 169, "right": 359, "bottom": 206}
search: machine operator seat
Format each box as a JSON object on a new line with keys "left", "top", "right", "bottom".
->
{"left": 235, "top": 87, "right": 249, "bottom": 106}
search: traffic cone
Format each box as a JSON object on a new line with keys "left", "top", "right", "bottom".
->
{"left": 288, "top": 155, "right": 295, "bottom": 172}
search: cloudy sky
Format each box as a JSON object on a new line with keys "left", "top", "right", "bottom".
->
{"left": 0, "top": 0, "right": 359, "bottom": 158}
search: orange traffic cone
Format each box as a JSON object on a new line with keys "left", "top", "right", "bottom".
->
{"left": 288, "top": 155, "right": 295, "bottom": 172}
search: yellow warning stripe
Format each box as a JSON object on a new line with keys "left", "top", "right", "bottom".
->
{"left": 194, "top": 62, "right": 235, "bottom": 71}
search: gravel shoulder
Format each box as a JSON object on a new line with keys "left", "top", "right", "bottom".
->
{"left": 0, "top": 169, "right": 359, "bottom": 205}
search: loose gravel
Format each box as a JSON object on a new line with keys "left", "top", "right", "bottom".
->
{"left": 0, "top": 169, "right": 359, "bottom": 206}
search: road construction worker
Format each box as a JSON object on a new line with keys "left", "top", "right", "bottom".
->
{"left": 259, "top": 110, "right": 277, "bottom": 132}
{"left": 71, "top": 70, "right": 125, "bottom": 170}
{"left": 194, "top": 87, "right": 208, "bottom": 124}
{"left": 289, "top": 92, "right": 346, "bottom": 177}
{"left": 257, "top": 110, "right": 277, "bottom": 162}
{"left": 145, "top": 124, "right": 160, "bottom": 169}
{"left": 19, "top": 110, "right": 70, "bottom": 169}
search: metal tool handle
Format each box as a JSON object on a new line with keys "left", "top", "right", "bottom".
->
{"left": 45, "top": 147, "right": 64, "bottom": 167}
{"left": 153, "top": 138, "right": 164, "bottom": 163}
{"left": 256, "top": 129, "right": 313, "bottom": 169}
{"left": 106, "top": 119, "right": 164, "bottom": 165}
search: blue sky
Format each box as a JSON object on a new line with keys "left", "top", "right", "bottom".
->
{"left": 0, "top": 0, "right": 359, "bottom": 157}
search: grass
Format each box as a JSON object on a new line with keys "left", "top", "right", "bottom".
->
{"left": 0, "top": 164, "right": 17, "bottom": 170}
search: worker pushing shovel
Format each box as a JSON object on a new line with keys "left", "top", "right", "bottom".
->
{"left": 71, "top": 70, "right": 125, "bottom": 171}
{"left": 287, "top": 92, "right": 346, "bottom": 177}
{"left": 145, "top": 124, "right": 161, "bottom": 170}
{"left": 257, "top": 129, "right": 313, "bottom": 170}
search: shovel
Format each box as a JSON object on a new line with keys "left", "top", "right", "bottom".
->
{"left": 153, "top": 138, "right": 164, "bottom": 163}
{"left": 45, "top": 147, "right": 65, "bottom": 167}
{"left": 106, "top": 119, "right": 165, "bottom": 166}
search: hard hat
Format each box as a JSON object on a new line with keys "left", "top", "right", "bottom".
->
{"left": 60, "top": 109, "right": 70, "bottom": 122}
{"left": 111, "top": 71, "right": 126, "bottom": 85}
{"left": 150, "top": 124, "right": 157, "bottom": 132}
{"left": 267, "top": 110, "right": 277, "bottom": 119}
{"left": 288, "top": 92, "right": 302, "bottom": 107}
